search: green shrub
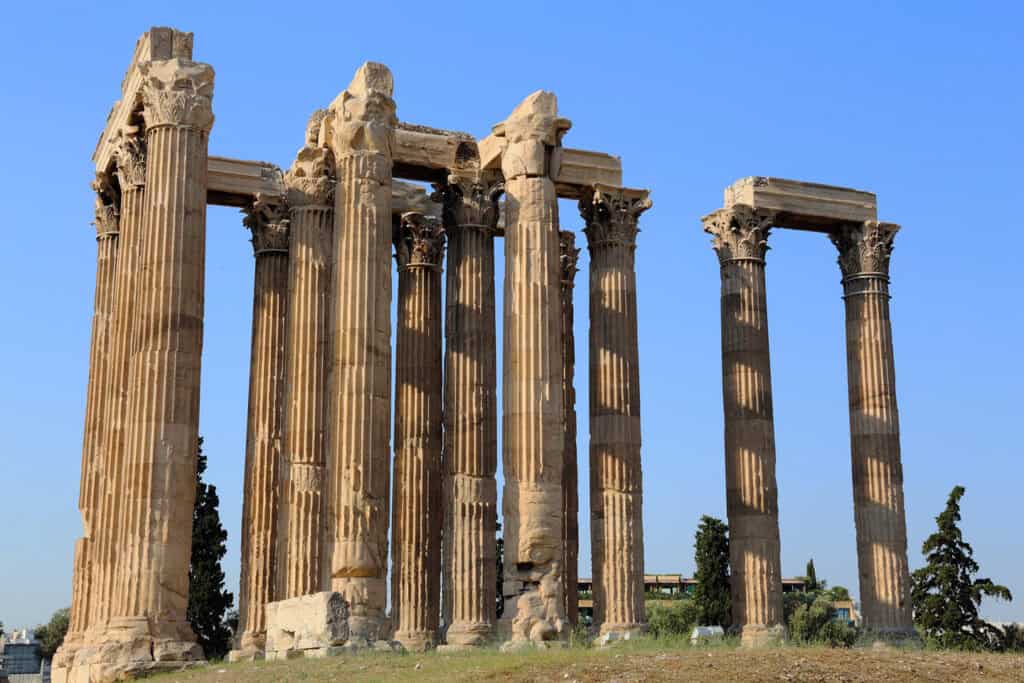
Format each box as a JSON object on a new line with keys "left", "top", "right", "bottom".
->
{"left": 647, "top": 599, "right": 699, "bottom": 639}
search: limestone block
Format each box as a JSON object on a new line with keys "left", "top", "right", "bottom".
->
{"left": 265, "top": 592, "right": 350, "bottom": 656}
{"left": 724, "top": 176, "right": 876, "bottom": 231}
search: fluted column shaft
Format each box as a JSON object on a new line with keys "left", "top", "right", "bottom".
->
{"left": 235, "top": 201, "right": 289, "bottom": 653}
{"left": 87, "top": 136, "right": 147, "bottom": 637}
{"left": 109, "top": 58, "right": 213, "bottom": 655}
{"left": 435, "top": 179, "right": 500, "bottom": 647}
{"left": 559, "top": 231, "right": 580, "bottom": 628}
{"left": 703, "top": 205, "right": 784, "bottom": 645}
{"left": 325, "top": 64, "right": 396, "bottom": 642}
{"left": 67, "top": 191, "right": 121, "bottom": 644}
{"left": 831, "top": 221, "right": 914, "bottom": 635}
{"left": 390, "top": 213, "right": 444, "bottom": 651}
{"left": 497, "top": 92, "right": 568, "bottom": 643}
{"left": 277, "top": 130, "right": 335, "bottom": 599}
{"left": 581, "top": 189, "right": 650, "bottom": 635}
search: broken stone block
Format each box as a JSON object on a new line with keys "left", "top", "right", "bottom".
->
{"left": 265, "top": 592, "right": 349, "bottom": 659}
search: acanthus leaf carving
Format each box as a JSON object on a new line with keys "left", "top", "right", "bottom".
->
{"left": 702, "top": 204, "right": 775, "bottom": 264}
{"left": 114, "top": 130, "right": 147, "bottom": 189}
{"left": 830, "top": 220, "right": 899, "bottom": 279}
{"left": 243, "top": 195, "right": 290, "bottom": 255}
{"left": 394, "top": 211, "right": 445, "bottom": 269}
{"left": 430, "top": 175, "right": 504, "bottom": 232}
{"left": 579, "top": 186, "right": 651, "bottom": 250}
{"left": 559, "top": 230, "right": 580, "bottom": 286}
{"left": 139, "top": 58, "right": 215, "bottom": 132}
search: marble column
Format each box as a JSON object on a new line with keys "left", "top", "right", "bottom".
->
{"left": 107, "top": 56, "right": 214, "bottom": 664}
{"left": 325, "top": 63, "right": 396, "bottom": 642}
{"left": 233, "top": 198, "right": 290, "bottom": 658}
{"left": 434, "top": 177, "right": 501, "bottom": 648}
{"left": 65, "top": 181, "right": 121, "bottom": 649}
{"left": 702, "top": 204, "right": 785, "bottom": 646}
{"left": 390, "top": 212, "right": 445, "bottom": 651}
{"left": 496, "top": 91, "right": 570, "bottom": 644}
{"left": 830, "top": 221, "right": 915, "bottom": 637}
{"left": 558, "top": 230, "right": 580, "bottom": 628}
{"left": 580, "top": 188, "right": 651, "bottom": 637}
{"left": 276, "top": 111, "right": 335, "bottom": 600}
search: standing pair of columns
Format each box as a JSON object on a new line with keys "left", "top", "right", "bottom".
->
{"left": 702, "top": 205, "right": 914, "bottom": 644}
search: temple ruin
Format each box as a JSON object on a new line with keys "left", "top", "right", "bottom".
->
{"left": 55, "top": 25, "right": 916, "bottom": 683}
{"left": 54, "top": 27, "right": 650, "bottom": 681}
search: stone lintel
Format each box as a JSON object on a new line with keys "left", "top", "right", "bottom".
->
{"left": 93, "top": 27, "right": 195, "bottom": 173}
{"left": 208, "top": 156, "right": 285, "bottom": 207}
{"left": 393, "top": 123, "right": 477, "bottom": 182}
{"left": 724, "top": 176, "right": 877, "bottom": 232}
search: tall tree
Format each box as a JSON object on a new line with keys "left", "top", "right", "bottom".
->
{"left": 187, "top": 437, "right": 234, "bottom": 660}
{"left": 34, "top": 608, "right": 70, "bottom": 659}
{"left": 805, "top": 558, "right": 818, "bottom": 591}
{"left": 911, "top": 486, "right": 1012, "bottom": 649}
{"left": 692, "top": 515, "right": 731, "bottom": 627}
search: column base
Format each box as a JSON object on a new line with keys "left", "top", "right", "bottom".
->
{"left": 595, "top": 623, "right": 647, "bottom": 647}
{"left": 441, "top": 621, "right": 493, "bottom": 649}
{"left": 736, "top": 623, "right": 787, "bottom": 647}
{"left": 57, "top": 616, "right": 205, "bottom": 683}
{"left": 392, "top": 630, "right": 436, "bottom": 652}
{"left": 228, "top": 631, "right": 266, "bottom": 661}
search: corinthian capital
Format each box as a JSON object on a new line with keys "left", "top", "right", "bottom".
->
{"left": 559, "top": 231, "right": 580, "bottom": 286}
{"left": 114, "top": 129, "right": 147, "bottom": 189}
{"left": 93, "top": 198, "right": 119, "bottom": 240}
{"left": 140, "top": 58, "right": 215, "bottom": 131}
{"left": 243, "top": 195, "right": 290, "bottom": 255}
{"left": 327, "top": 62, "right": 396, "bottom": 158}
{"left": 580, "top": 185, "right": 651, "bottom": 250}
{"left": 430, "top": 175, "right": 503, "bottom": 231}
{"left": 394, "top": 212, "right": 445, "bottom": 270}
{"left": 494, "top": 90, "right": 571, "bottom": 179}
{"left": 830, "top": 220, "right": 899, "bottom": 279}
{"left": 702, "top": 204, "right": 775, "bottom": 264}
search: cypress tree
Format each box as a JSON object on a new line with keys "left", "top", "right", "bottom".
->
{"left": 693, "top": 515, "right": 731, "bottom": 627}
{"left": 911, "top": 485, "right": 1012, "bottom": 649}
{"left": 187, "top": 437, "right": 235, "bottom": 659}
{"left": 806, "top": 558, "right": 818, "bottom": 591}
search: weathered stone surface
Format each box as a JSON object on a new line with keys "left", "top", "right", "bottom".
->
{"left": 724, "top": 176, "right": 877, "bottom": 232}
{"left": 702, "top": 204, "right": 786, "bottom": 646}
{"left": 233, "top": 196, "right": 290, "bottom": 658}
{"left": 390, "top": 212, "right": 445, "bottom": 651}
{"left": 276, "top": 113, "right": 335, "bottom": 603}
{"left": 265, "top": 592, "right": 350, "bottom": 658}
{"left": 495, "top": 91, "right": 568, "bottom": 645}
{"left": 580, "top": 186, "right": 651, "bottom": 637}
{"left": 324, "top": 62, "right": 396, "bottom": 642}
{"left": 830, "top": 221, "right": 915, "bottom": 638}
{"left": 435, "top": 176, "right": 501, "bottom": 648}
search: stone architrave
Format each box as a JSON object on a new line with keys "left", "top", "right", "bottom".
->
{"left": 276, "top": 111, "right": 335, "bottom": 601}
{"left": 324, "top": 63, "right": 397, "bottom": 643}
{"left": 390, "top": 212, "right": 445, "bottom": 651}
{"left": 702, "top": 204, "right": 786, "bottom": 646}
{"left": 830, "top": 221, "right": 915, "bottom": 638}
{"left": 433, "top": 176, "right": 502, "bottom": 648}
{"left": 64, "top": 181, "right": 121, "bottom": 652}
{"left": 558, "top": 230, "right": 580, "bottom": 627}
{"left": 102, "top": 55, "right": 214, "bottom": 672}
{"left": 233, "top": 196, "right": 290, "bottom": 659}
{"left": 580, "top": 187, "right": 651, "bottom": 638}
{"left": 495, "top": 91, "right": 570, "bottom": 645}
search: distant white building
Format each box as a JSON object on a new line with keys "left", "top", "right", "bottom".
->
{"left": 0, "top": 629, "right": 48, "bottom": 683}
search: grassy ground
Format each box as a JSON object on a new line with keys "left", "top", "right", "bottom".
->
{"left": 151, "top": 638, "right": 1024, "bottom": 683}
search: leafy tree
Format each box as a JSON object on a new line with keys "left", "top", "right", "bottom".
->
{"left": 647, "top": 599, "right": 699, "bottom": 639}
{"left": 999, "top": 623, "right": 1024, "bottom": 653}
{"left": 692, "top": 516, "right": 730, "bottom": 627}
{"left": 806, "top": 559, "right": 818, "bottom": 591}
{"left": 495, "top": 520, "right": 504, "bottom": 619}
{"left": 34, "top": 608, "right": 70, "bottom": 659}
{"left": 186, "top": 437, "right": 234, "bottom": 660}
{"left": 788, "top": 595, "right": 857, "bottom": 648}
{"left": 911, "top": 486, "right": 1012, "bottom": 650}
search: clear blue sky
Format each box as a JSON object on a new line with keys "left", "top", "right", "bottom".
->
{"left": 1, "top": 1, "right": 1021, "bottom": 628}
